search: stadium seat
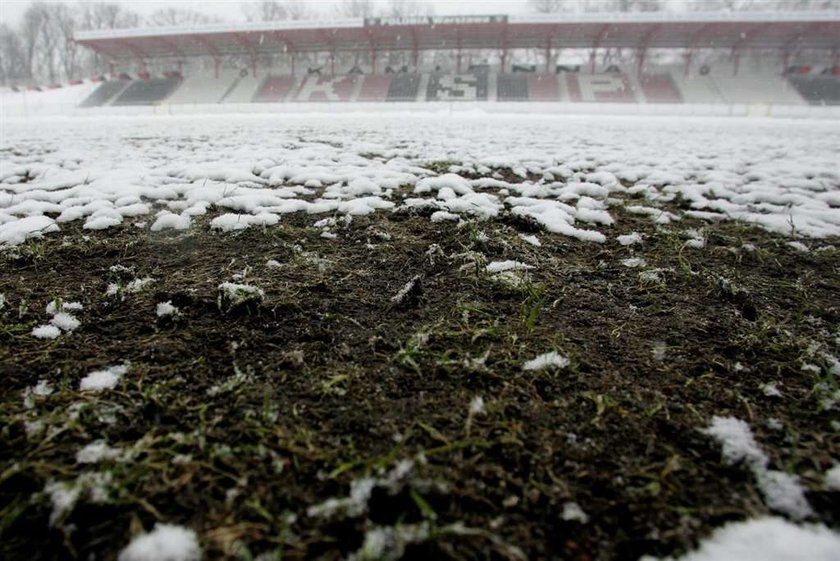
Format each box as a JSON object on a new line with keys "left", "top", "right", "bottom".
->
{"left": 639, "top": 74, "right": 682, "bottom": 103}
{"left": 386, "top": 74, "right": 421, "bottom": 101}
{"left": 497, "top": 74, "right": 529, "bottom": 101}
{"left": 253, "top": 75, "right": 298, "bottom": 102}
{"left": 295, "top": 75, "right": 360, "bottom": 102}
{"left": 357, "top": 75, "right": 392, "bottom": 102}
{"left": 527, "top": 75, "right": 560, "bottom": 101}
{"left": 426, "top": 74, "right": 488, "bottom": 101}
{"left": 567, "top": 74, "right": 636, "bottom": 102}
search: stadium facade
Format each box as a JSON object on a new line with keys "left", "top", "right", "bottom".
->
{"left": 72, "top": 12, "right": 840, "bottom": 107}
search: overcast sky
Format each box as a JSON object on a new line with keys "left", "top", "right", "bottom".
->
{"left": 0, "top": 0, "right": 547, "bottom": 27}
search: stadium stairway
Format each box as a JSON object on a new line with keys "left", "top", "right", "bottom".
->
{"left": 111, "top": 78, "right": 181, "bottom": 106}
{"left": 221, "top": 76, "right": 264, "bottom": 103}
{"left": 426, "top": 74, "right": 488, "bottom": 101}
{"left": 80, "top": 80, "right": 131, "bottom": 107}
{"left": 787, "top": 75, "right": 840, "bottom": 105}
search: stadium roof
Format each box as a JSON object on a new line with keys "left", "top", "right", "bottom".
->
{"left": 75, "top": 12, "right": 840, "bottom": 61}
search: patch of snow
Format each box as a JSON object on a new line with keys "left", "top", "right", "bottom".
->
{"left": 702, "top": 416, "right": 812, "bottom": 520}
{"left": 518, "top": 233, "right": 541, "bottom": 247}
{"left": 32, "top": 324, "right": 61, "bottom": 339}
{"left": 617, "top": 232, "right": 643, "bottom": 246}
{"left": 50, "top": 312, "right": 80, "bottom": 332}
{"left": 151, "top": 212, "right": 191, "bottom": 232}
{"left": 390, "top": 275, "right": 421, "bottom": 305}
{"left": 523, "top": 351, "right": 570, "bottom": 371}
{"left": 469, "top": 396, "right": 485, "bottom": 416}
{"left": 824, "top": 464, "right": 840, "bottom": 491}
{"left": 787, "top": 241, "right": 809, "bottom": 252}
{"left": 486, "top": 260, "right": 534, "bottom": 274}
{"left": 217, "top": 282, "right": 264, "bottom": 310}
{"left": 117, "top": 524, "right": 201, "bottom": 561}
{"left": 156, "top": 301, "right": 179, "bottom": 317}
{"left": 561, "top": 502, "right": 589, "bottom": 524}
{"left": 46, "top": 300, "right": 83, "bottom": 314}
{"left": 80, "top": 363, "right": 129, "bottom": 392}
{"left": 0, "top": 215, "right": 59, "bottom": 246}
{"left": 44, "top": 471, "right": 113, "bottom": 527}
{"left": 76, "top": 440, "right": 122, "bottom": 464}
{"left": 430, "top": 210, "right": 460, "bottom": 223}
{"left": 760, "top": 382, "right": 782, "bottom": 397}
{"left": 347, "top": 522, "right": 430, "bottom": 561}
{"left": 211, "top": 212, "right": 279, "bottom": 232}
{"left": 621, "top": 257, "right": 647, "bottom": 268}
{"left": 642, "top": 517, "right": 840, "bottom": 561}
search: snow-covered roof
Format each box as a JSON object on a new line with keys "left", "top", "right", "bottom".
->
{"left": 74, "top": 11, "right": 840, "bottom": 61}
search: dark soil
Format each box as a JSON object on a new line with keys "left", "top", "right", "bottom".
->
{"left": 1, "top": 205, "right": 838, "bottom": 561}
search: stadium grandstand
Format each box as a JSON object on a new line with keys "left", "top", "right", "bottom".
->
{"left": 71, "top": 11, "right": 840, "bottom": 107}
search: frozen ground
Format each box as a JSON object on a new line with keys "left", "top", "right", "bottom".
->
{"left": 2, "top": 113, "right": 839, "bottom": 248}
{"left": 1, "top": 112, "right": 839, "bottom": 561}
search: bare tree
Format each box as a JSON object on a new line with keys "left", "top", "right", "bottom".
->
{"left": 528, "top": 0, "right": 570, "bottom": 12}
{"left": 147, "top": 8, "right": 221, "bottom": 27}
{"left": 48, "top": 3, "right": 79, "bottom": 81}
{"left": 338, "top": 0, "right": 376, "bottom": 18}
{"left": 0, "top": 24, "right": 27, "bottom": 85}
{"left": 243, "top": 1, "right": 309, "bottom": 22}
{"left": 77, "top": 2, "right": 140, "bottom": 30}
{"left": 386, "top": 0, "right": 432, "bottom": 17}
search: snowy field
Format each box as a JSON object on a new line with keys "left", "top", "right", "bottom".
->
{"left": 2, "top": 112, "right": 839, "bottom": 246}
{"left": 1, "top": 112, "right": 839, "bottom": 561}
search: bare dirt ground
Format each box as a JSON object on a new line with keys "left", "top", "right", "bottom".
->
{"left": 1, "top": 200, "right": 839, "bottom": 560}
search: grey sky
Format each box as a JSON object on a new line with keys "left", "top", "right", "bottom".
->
{"left": 0, "top": 0, "right": 542, "bottom": 27}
